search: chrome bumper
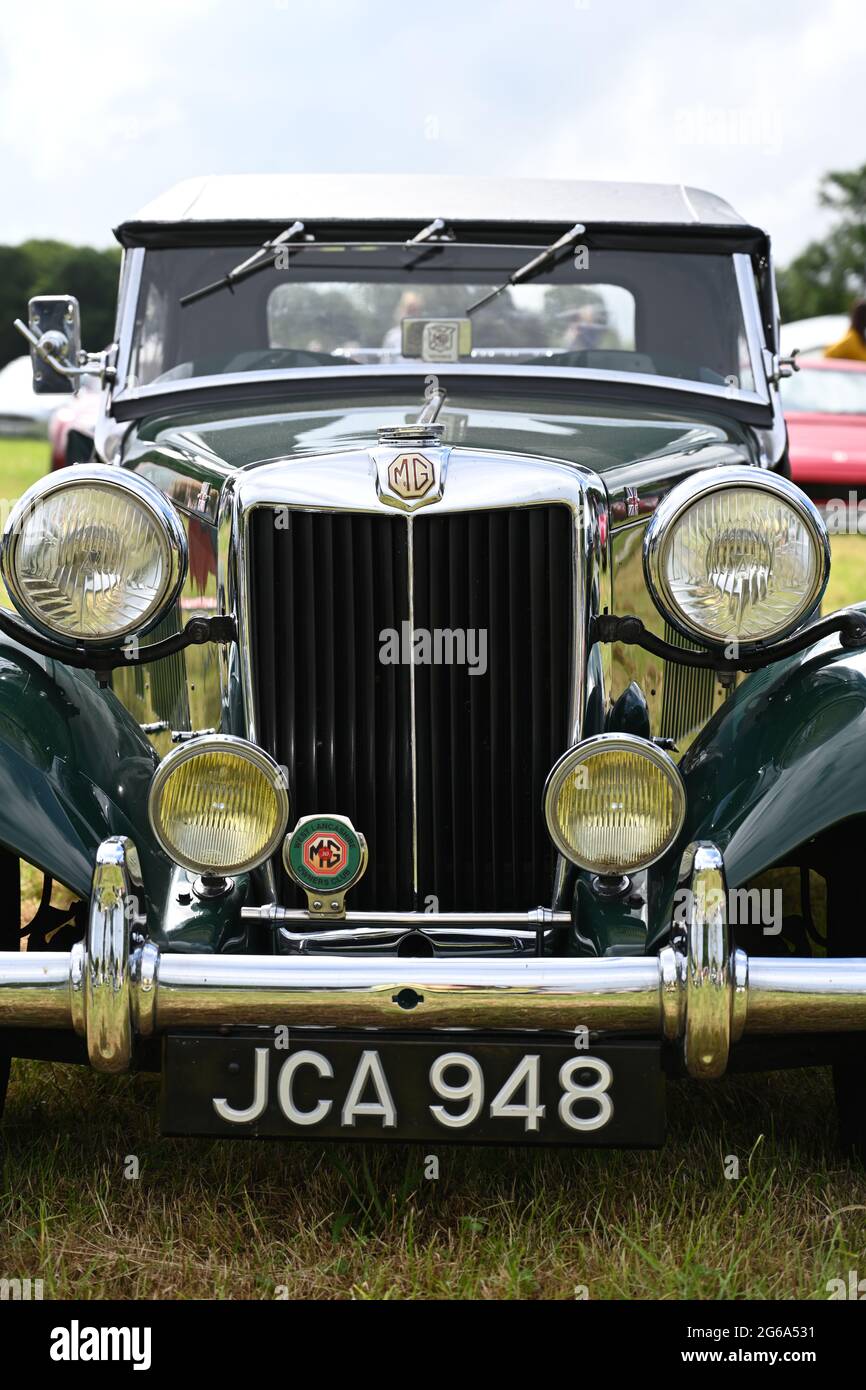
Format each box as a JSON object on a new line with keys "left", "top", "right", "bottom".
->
{"left": 1, "top": 838, "right": 866, "bottom": 1079}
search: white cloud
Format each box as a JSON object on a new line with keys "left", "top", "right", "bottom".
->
{"left": 0, "top": 0, "right": 862, "bottom": 262}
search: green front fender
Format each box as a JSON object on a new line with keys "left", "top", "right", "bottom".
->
{"left": 0, "top": 636, "right": 170, "bottom": 906}
{"left": 650, "top": 611, "right": 866, "bottom": 946}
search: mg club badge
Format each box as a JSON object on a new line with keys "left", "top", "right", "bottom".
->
{"left": 283, "top": 813, "right": 368, "bottom": 918}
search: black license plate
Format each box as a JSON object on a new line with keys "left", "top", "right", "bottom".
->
{"left": 162, "top": 1032, "right": 665, "bottom": 1146}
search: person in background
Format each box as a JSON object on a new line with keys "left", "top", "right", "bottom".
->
{"left": 825, "top": 300, "right": 866, "bottom": 362}
{"left": 382, "top": 290, "right": 424, "bottom": 361}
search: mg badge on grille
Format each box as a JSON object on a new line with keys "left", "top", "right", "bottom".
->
{"left": 373, "top": 424, "right": 448, "bottom": 511}
{"left": 283, "top": 814, "right": 368, "bottom": 918}
{"left": 389, "top": 452, "right": 435, "bottom": 501}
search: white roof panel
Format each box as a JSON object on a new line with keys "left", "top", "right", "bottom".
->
{"left": 118, "top": 174, "right": 751, "bottom": 234}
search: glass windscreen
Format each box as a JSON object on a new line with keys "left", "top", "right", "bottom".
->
{"left": 125, "top": 243, "right": 756, "bottom": 394}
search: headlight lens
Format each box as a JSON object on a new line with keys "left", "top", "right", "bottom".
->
{"left": 544, "top": 734, "right": 686, "bottom": 875}
{"left": 1, "top": 466, "right": 186, "bottom": 645}
{"left": 148, "top": 736, "right": 290, "bottom": 876}
{"left": 643, "top": 468, "right": 829, "bottom": 648}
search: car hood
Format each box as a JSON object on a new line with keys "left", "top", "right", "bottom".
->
{"left": 128, "top": 395, "right": 752, "bottom": 478}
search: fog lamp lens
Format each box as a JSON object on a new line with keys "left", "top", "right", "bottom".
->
{"left": 148, "top": 736, "right": 289, "bottom": 875}
{"left": 543, "top": 734, "right": 685, "bottom": 874}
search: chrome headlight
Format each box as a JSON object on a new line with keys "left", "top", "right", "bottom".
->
{"left": 643, "top": 467, "right": 829, "bottom": 649}
{"left": 544, "top": 734, "right": 686, "bottom": 875}
{"left": 148, "top": 735, "right": 290, "bottom": 876}
{"left": 0, "top": 466, "right": 187, "bottom": 646}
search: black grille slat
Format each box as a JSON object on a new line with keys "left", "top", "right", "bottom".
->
{"left": 250, "top": 509, "right": 413, "bottom": 910}
{"left": 529, "top": 510, "right": 547, "bottom": 884}
{"left": 250, "top": 503, "right": 572, "bottom": 914}
{"left": 489, "top": 517, "right": 508, "bottom": 906}
{"left": 413, "top": 505, "right": 572, "bottom": 912}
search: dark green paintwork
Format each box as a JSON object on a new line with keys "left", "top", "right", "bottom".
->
{"left": 576, "top": 621, "right": 866, "bottom": 958}
{"left": 159, "top": 868, "right": 253, "bottom": 953}
{"left": 647, "top": 610, "right": 866, "bottom": 949}
{"left": 0, "top": 635, "right": 169, "bottom": 905}
{"left": 130, "top": 392, "right": 749, "bottom": 476}
{"left": 0, "top": 388, "right": 837, "bottom": 959}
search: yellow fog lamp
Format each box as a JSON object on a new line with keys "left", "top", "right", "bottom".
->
{"left": 148, "top": 735, "right": 289, "bottom": 876}
{"left": 543, "top": 733, "right": 686, "bottom": 875}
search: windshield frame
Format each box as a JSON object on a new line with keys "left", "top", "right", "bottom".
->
{"left": 110, "top": 243, "right": 772, "bottom": 420}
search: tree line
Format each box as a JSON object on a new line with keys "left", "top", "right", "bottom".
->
{"left": 775, "top": 162, "right": 866, "bottom": 323}
{"left": 0, "top": 242, "right": 120, "bottom": 370}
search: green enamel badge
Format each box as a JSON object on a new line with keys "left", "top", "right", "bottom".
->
{"left": 282, "top": 814, "right": 368, "bottom": 917}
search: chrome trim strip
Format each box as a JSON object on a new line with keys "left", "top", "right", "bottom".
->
{"left": 5, "top": 841, "right": 866, "bottom": 1069}
{"left": 112, "top": 247, "right": 144, "bottom": 397}
{"left": 744, "top": 957, "right": 866, "bottom": 1034}
{"left": 0, "top": 954, "right": 72, "bottom": 1028}
{"left": 734, "top": 252, "right": 771, "bottom": 406}
{"left": 407, "top": 514, "right": 419, "bottom": 896}
{"left": 111, "top": 360, "right": 771, "bottom": 413}
{"left": 81, "top": 836, "right": 142, "bottom": 1074}
{"left": 678, "top": 841, "right": 730, "bottom": 1079}
{"left": 7, "top": 938, "right": 866, "bottom": 1057}
{"left": 272, "top": 925, "right": 559, "bottom": 957}
{"left": 244, "top": 907, "right": 569, "bottom": 925}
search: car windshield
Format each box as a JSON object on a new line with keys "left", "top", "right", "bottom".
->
{"left": 125, "top": 242, "right": 756, "bottom": 394}
{"left": 781, "top": 365, "right": 866, "bottom": 414}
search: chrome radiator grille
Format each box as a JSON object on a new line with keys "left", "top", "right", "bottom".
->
{"left": 249, "top": 504, "right": 573, "bottom": 912}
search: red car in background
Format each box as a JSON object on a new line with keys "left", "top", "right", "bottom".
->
{"left": 48, "top": 377, "right": 101, "bottom": 469}
{"left": 782, "top": 356, "right": 866, "bottom": 501}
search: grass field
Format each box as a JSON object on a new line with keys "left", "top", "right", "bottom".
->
{"left": 1, "top": 435, "right": 866, "bottom": 1300}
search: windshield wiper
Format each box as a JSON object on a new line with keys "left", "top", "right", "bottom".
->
{"left": 180, "top": 221, "right": 308, "bottom": 307}
{"left": 404, "top": 217, "right": 454, "bottom": 271}
{"left": 465, "top": 222, "right": 586, "bottom": 316}
{"left": 405, "top": 217, "right": 449, "bottom": 246}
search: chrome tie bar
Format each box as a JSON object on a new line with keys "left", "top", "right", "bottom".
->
{"left": 1, "top": 838, "right": 866, "bottom": 1077}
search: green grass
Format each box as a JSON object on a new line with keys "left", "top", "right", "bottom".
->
{"left": 2, "top": 435, "right": 866, "bottom": 1299}
{"left": 0, "top": 436, "right": 50, "bottom": 505}
{"left": 824, "top": 533, "right": 866, "bottom": 612}
{"left": 2, "top": 1061, "right": 865, "bottom": 1299}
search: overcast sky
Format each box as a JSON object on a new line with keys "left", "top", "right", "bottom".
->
{"left": 1, "top": 0, "right": 862, "bottom": 264}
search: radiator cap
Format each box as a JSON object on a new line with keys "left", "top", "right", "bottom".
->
{"left": 377, "top": 422, "right": 445, "bottom": 447}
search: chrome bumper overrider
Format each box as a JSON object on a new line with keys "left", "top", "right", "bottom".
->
{"left": 2, "top": 838, "right": 866, "bottom": 1078}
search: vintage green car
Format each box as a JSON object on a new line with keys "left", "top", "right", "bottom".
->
{"left": 2, "top": 175, "right": 866, "bottom": 1151}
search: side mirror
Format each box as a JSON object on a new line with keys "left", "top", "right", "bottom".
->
{"left": 16, "top": 295, "right": 82, "bottom": 394}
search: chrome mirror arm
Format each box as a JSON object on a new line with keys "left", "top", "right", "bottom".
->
{"left": 13, "top": 318, "right": 116, "bottom": 385}
{"left": 763, "top": 344, "right": 800, "bottom": 385}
